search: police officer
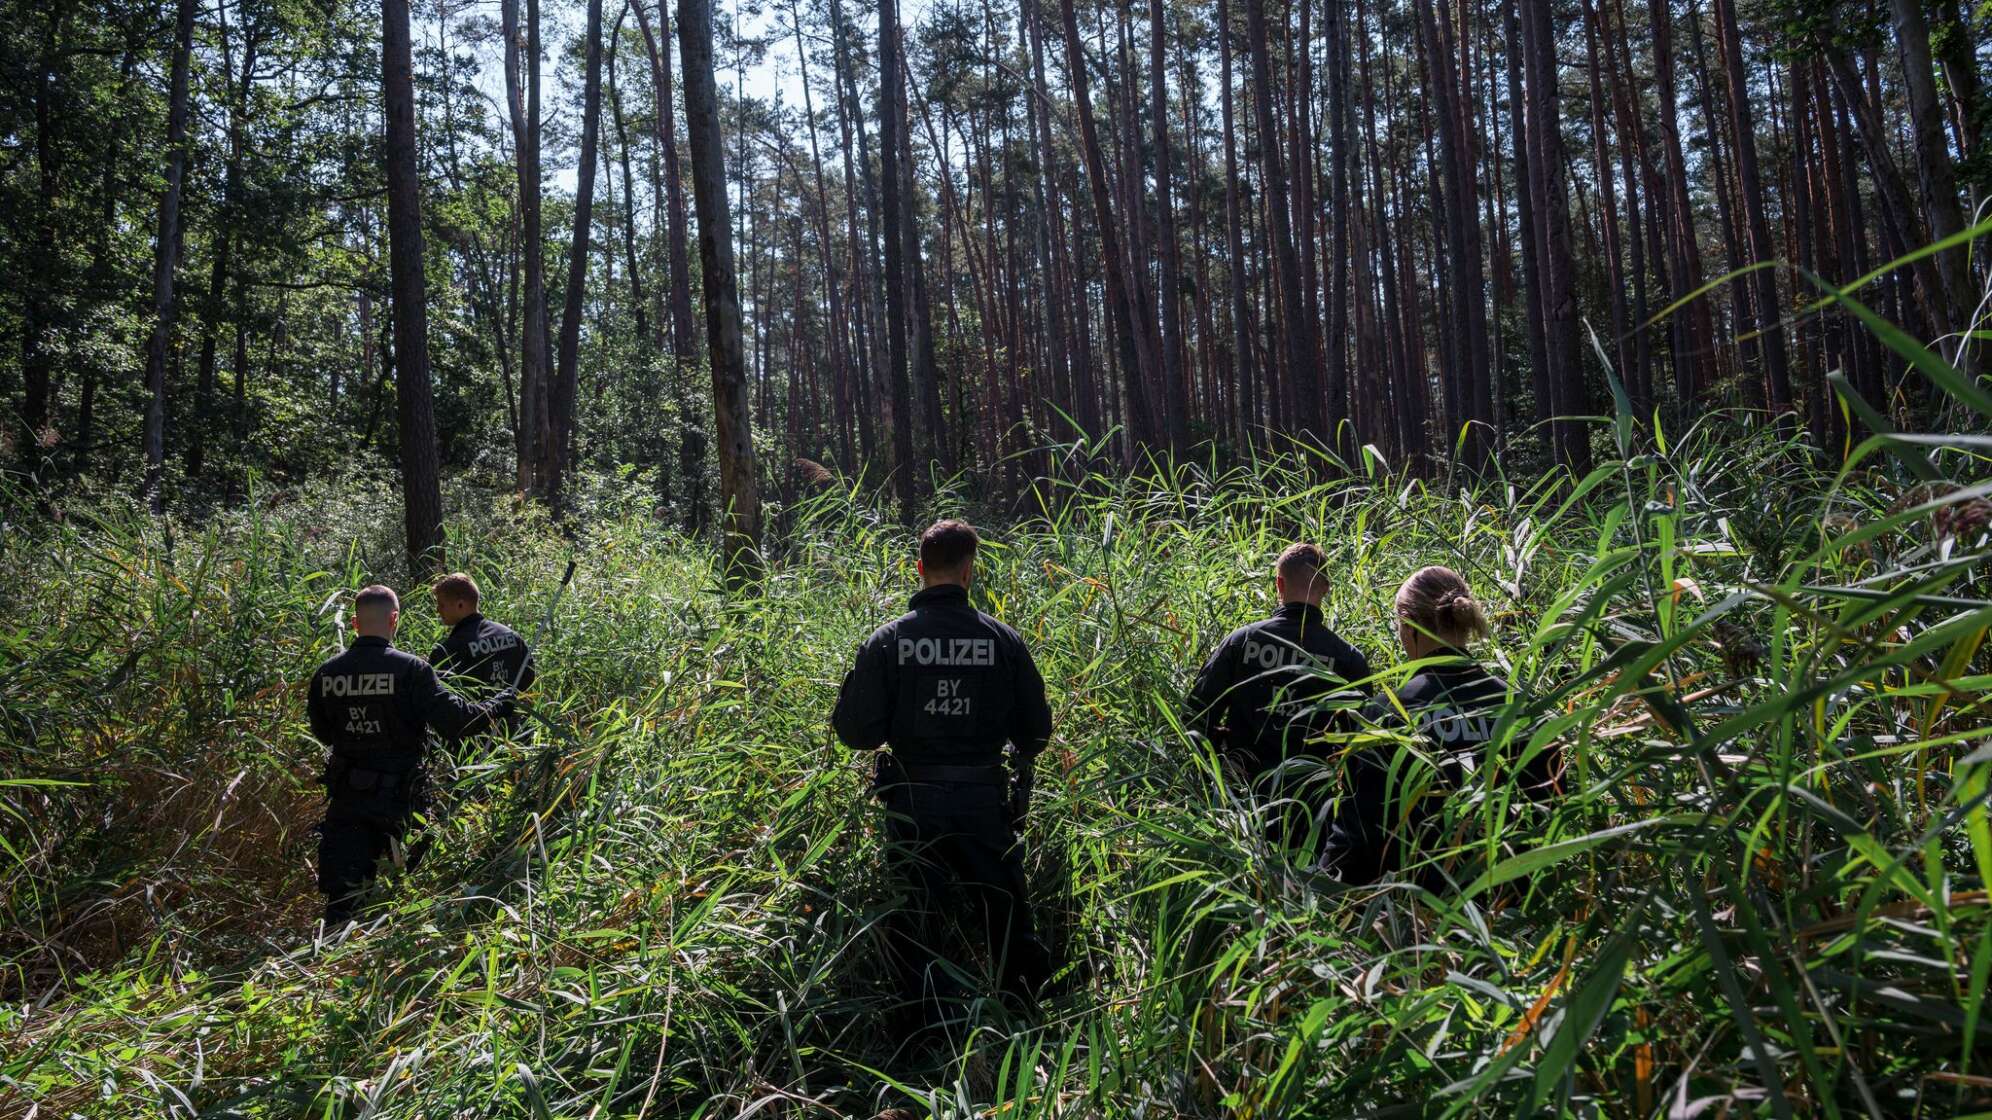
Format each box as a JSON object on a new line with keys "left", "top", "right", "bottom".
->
{"left": 1325, "top": 566, "right": 1557, "bottom": 886}
{"left": 831, "top": 520, "right": 1056, "bottom": 1018}
{"left": 1188, "top": 542, "right": 1373, "bottom": 785}
{"left": 430, "top": 572, "right": 535, "bottom": 713}
{"left": 306, "top": 585, "right": 513, "bottom": 928}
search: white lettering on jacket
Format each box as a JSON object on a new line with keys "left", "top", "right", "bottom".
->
{"left": 1417, "top": 707, "right": 1495, "bottom": 745}
{"left": 897, "top": 637, "right": 996, "bottom": 667}
{"left": 1242, "top": 638, "right": 1307, "bottom": 671}
{"left": 322, "top": 673, "right": 395, "bottom": 697}
{"left": 468, "top": 633, "right": 519, "bottom": 658}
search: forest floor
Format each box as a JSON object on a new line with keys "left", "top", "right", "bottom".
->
{"left": 2, "top": 418, "right": 1990, "bottom": 1117}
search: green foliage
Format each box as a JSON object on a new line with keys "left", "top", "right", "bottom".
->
{"left": 2, "top": 388, "right": 1989, "bottom": 1115}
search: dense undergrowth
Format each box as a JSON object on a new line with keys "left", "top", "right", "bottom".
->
{"left": 2, "top": 391, "right": 1990, "bottom": 1117}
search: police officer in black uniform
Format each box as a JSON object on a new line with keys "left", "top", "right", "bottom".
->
{"left": 1325, "top": 566, "right": 1558, "bottom": 886}
{"left": 831, "top": 520, "right": 1056, "bottom": 1019}
{"left": 1188, "top": 541, "right": 1373, "bottom": 783}
{"left": 430, "top": 572, "right": 535, "bottom": 717}
{"left": 306, "top": 585, "right": 513, "bottom": 927}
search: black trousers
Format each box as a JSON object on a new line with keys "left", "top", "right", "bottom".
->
{"left": 877, "top": 778, "right": 1052, "bottom": 1017}
{"left": 317, "top": 763, "right": 425, "bottom": 925}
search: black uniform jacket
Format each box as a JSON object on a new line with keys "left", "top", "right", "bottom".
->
{"left": 1328, "top": 654, "right": 1556, "bottom": 883}
{"left": 431, "top": 612, "right": 536, "bottom": 695}
{"left": 1187, "top": 601, "right": 1372, "bottom": 774}
{"left": 306, "top": 636, "right": 504, "bottom": 772}
{"left": 831, "top": 583, "right": 1053, "bottom": 766}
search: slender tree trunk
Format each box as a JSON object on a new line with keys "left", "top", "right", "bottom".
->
{"left": 1886, "top": 0, "right": 1976, "bottom": 370}
{"left": 141, "top": 0, "right": 196, "bottom": 513}
{"left": 787, "top": 0, "right": 854, "bottom": 472}
{"left": 1242, "top": 0, "right": 1324, "bottom": 451}
{"left": 1579, "top": 0, "right": 1628, "bottom": 392}
{"left": 1060, "top": 0, "right": 1158, "bottom": 461}
{"left": 1601, "top": 0, "right": 1654, "bottom": 415}
{"left": 20, "top": 10, "right": 68, "bottom": 460}
{"left": 1149, "top": 0, "right": 1187, "bottom": 451}
{"left": 632, "top": 0, "right": 697, "bottom": 365}
{"left": 1324, "top": 0, "right": 1354, "bottom": 453}
{"left": 1931, "top": 0, "right": 1986, "bottom": 196}
{"left": 1026, "top": 0, "right": 1079, "bottom": 444}
{"left": 899, "top": 54, "right": 947, "bottom": 479}
{"left": 1502, "top": 0, "right": 1549, "bottom": 457}
{"left": 505, "top": 0, "right": 551, "bottom": 495}
{"left": 191, "top": 10, "right": 257, "bottom": 483}
{"left": 678, "top": 0, "right": 760, "bottom": 578}
{"left": 608, "top": 13, "right": 650, "bottom": 349}
{"left": 1220, "top": 0, "right": 1258, "bottom": 452}
{"left": 1713, "top": 0, "right": 1793, "bottom": 418}
{"left": 383, "top": 0, "right": 445, "bottom": 568}
{"left": 879, "top": 0, "right": 920, "bottom": 517}
{"left": 1519, "top": 0, "right": 1588, "bottom": 472}
{"left": 828, "top": 0, "right": 880, "bottom": 470}
{"left": 1822, "top": 48, "right": 1946, "bottom": 350}
{"left": 548, "top": 0, "right": 605, "bottom": 509}
{"left": 1416, "top": 0, "right": 1490, "bottom": 467}
{"left": 1650, "top": 0, "right": 1715, "bottom": 407}
{"left": 632, "top": 0, "right": 704, "bottom": 527}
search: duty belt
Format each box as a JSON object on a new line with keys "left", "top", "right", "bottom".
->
{"left": 330, "top": 751, "right": 422, "bottom": 777}
{"left": 897, "top": 762, "right": 1008, "bottom": 785}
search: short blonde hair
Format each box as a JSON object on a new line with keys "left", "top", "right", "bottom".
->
{"left": 433, "top": 572, "right": 480, "bottom": 605}
{"left": 1395, "top": 565, "right": 1490, "bottom": 644}
{"left": 1276, "top": 542, "right": 1328, "bottom": 593}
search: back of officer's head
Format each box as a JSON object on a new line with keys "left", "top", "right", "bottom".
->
{"left": 353, "top": 585, "right": 400, "bottom": 638}
{"left": 1274, "top": 542, "right": 1329, "bottom": 605}
{"left": 918, "top": 519, "right": 979, "bottom": 586}
{"left": 433, "top": 572, "right": 479, "bottom": 624}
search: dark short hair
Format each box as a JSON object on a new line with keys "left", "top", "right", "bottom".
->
{"left": 1276, "top": 542, "right": 1327, "bottom": 590}
{"left": 920, "top": 519, "right": 980, "bottom": 572}
{"left": 354, "top": 584, "right": 400, "bottom": 616}
{"left": 433, "top": 572, "right": 480, "bottom": 605}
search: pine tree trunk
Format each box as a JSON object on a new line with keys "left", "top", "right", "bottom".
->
{"left": 1149, "top": 0, "right": 1187, "bottom": 451}
{"left": 547, "top": 0, "right": 605, "bottom": 509}
{"left": 1579, "top": 0, "right": 1628, "bottom": 393}
{"left": 899, "top": 61, "right": 947, "bottom": 478}
{"left": 631, "top": 0, "right": 697, "bottom": 370}
{"left": 1519, "top": 0, "right": 1588, "bottom": 472}
{"left": 1886, "top": 0, "right": 1976, "bottom": 370}
{"left": 1713, "top": 0, "right": 1793, "bottom": 417}
{"left": 1219, "top": 0, "right": 1257, "bottom": 452}
{"left": 879, "top": 0, "right": 919, "bottom": 517}
{"left": 1415, "top": 0, "right": 1490, "bottom": 467}
{"left": 1324, "top": 0, "right": 1354, "bottom": 452}
{"left": 607, "top": 17, "right": 650, "bottom": 351}
{"left": 787, "top": 0, "right": 854, "bottom": 471}
{"left": 677, "top": 0, "right": 761, "bottom": 580}
{"left": 503, "top": 0, "right": 550, "bottom": 495}
{"left": 1060, "top": 0, "right": 1158, "bottom": 461}
{"left": 141, "top": 0, "right": 196, "bottom": 513}
{"left": 1242, "top": 0, "right": 1322, "bottom": 450}
{"left": 383, "top": 0, "right": 445, "bottom": 568}
{"left": 1649, "top": 0, "right": 1715, "bottom": 407}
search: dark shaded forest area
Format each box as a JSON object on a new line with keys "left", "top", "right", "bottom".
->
{"left": 2, "top": 0, "right": 1987, "bottom": 538}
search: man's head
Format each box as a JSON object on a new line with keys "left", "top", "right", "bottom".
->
{"left": 353, "top": 585, "right": 401, "bottom": 639}
{"left": 433, "top": 572, "right": 480, "bottom": 626}
{"left": 917, "top": 519, "right": 979, "bottom": 588}
{"left": 1274, "top": 542, "right": 1329, "bottom": 605}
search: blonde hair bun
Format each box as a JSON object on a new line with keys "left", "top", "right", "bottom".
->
{"left": 1397, "top": 566, "right": 1492, "bottom": 644}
